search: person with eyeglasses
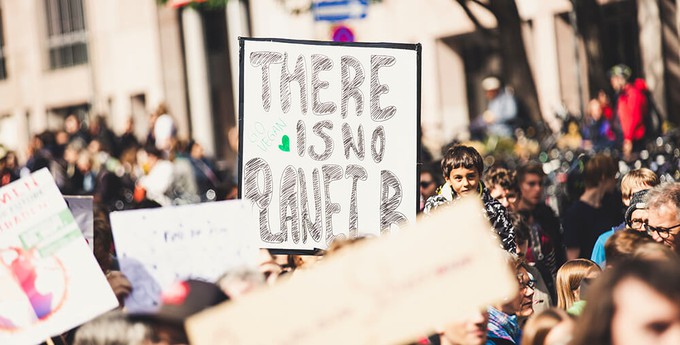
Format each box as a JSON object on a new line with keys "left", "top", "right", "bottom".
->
{"left": 644, "top": 182, "right": 680, "bottom": 249}
{"left": 590, "top": 168, "right": 658, "bottom": 267}
{"left": 487, "top": 255, "right": 535, "bottom": 345}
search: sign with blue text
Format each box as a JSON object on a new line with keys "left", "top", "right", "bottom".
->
{"left": 239, "top": 37, "right": 421, "bottom": 251}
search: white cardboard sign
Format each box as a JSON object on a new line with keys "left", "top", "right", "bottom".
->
{"left": 0, "top": 169, "right": 117, "bottom": 345}
{"left": 239, "top": 38, "right": 421, "bottom": 251}
{"left": 109, "top": 200, "right": 259, "bottom": 312}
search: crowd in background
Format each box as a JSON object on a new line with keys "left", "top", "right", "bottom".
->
{"left": 2, "top": 63, "right": 680, "bottom": 345}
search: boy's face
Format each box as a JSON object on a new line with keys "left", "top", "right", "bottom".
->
{"left": 446, "top": 167, "right": 479, "bottom": 196}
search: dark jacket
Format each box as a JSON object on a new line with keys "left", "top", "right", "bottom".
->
{"left": 423, "top": 182, "right": 517, "bottom": 253}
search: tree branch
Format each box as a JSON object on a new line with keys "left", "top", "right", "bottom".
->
{"left": 455, "top": 0, "right": 494, "bottom": 38}
{"left": 470, "top": 0, "right": 491, "bottom": 12}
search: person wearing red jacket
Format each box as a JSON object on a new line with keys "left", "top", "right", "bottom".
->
{"left": 609, "top": 64, "right": 649, "bottom": 158}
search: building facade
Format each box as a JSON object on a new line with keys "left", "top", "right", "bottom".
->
{"left": 1, "top": 0, "right": 678, "bottom": 164}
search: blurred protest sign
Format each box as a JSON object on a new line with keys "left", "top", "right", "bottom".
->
{"left": 64, "top": 195, "right": 94, "bottom": 251}
{"left": 239, "top": 37, "right": 421, "bottom": 251}
{"left": 110, "top": 200, "right": 259, "bottom": 312}
{"left": 186, "top": 197, "right": 517, "bottom": 345}
{"left": 0, "top": 169, "right": 117, "bottom": 345}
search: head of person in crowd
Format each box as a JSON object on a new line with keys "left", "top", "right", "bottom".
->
{"left": 511, "top": 213, "right": 530, "bottom": 257}
{"left": 609, "top": 64, "right": 632, "bottom": 93}
{"left": 624, "top": 190, "right": 650, "bottom": 231}
{"left": 483, "top": 166, "right": 518, "bottom": 209}
{"left": 621, "top": 168, "right": 658, "bottom": 207}
{"left": 501, "top": 255, "right": 535, "bottom": 319}
{"left": 488, "top": 254, "right": 535, "bottom": 344}
{"left": 435, "top": 308, "right": 489, "bottom": 345}
{"left": 441, "top": 145, "right": 484, "bottom": 197}
{"left": 604, "top": 230, "right": 654, "bottom": 268}
{"left": 645, "top": 182, "right": 680, "bottom": 248}
{"left": 571, "top": 259, "right": 680, "bottom": 345}
{"left": 132, "top": 279, "right": 229, "bottom": 344}
{"left": 64, "top": 114, "right": 81, "bottom": 136}
{"left": 420, "top": 162, "right": 442, "bottom": 202}
{"left": 520, "top": 308, "right": 574, "bottom": 345}
{"left": 582, "top": 154, "right": 618, "bottom": 194}
{"left": 74, "top": 311, "right": 153, "bottom": 345}
{"left": 633, "top": 241, "right": 678, "bottom": 262}
{"left": 482, "top": 76, "right": 502, "bottom": 100}
{"left": 556, "top": 259, "right": 601, "bottom": 310}
{"left": 588, "top": 98, "right": 604, "bottom": 122}
{"left": 217, "top": 266, "right": 265, "bottom": 300}
{"left": 516, "top": 162, "right": 544, "bottom": 210}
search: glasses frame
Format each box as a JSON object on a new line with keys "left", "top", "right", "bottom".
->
{"left": 645, "top": 223, "right": 680, "bottom": 239}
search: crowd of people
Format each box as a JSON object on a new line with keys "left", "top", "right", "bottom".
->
{"left": 2, "top": 63, "right": 680, "bottom": 345}
{"left": 0, "top": 104, "right": 237, "bottom": 213}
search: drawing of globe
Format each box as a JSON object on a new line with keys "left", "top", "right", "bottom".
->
{"left": 0, "top": 247, "right": 67, "bottom": 330}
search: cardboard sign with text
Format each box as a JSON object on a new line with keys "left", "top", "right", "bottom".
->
{"left": 64, "top": 195, "right": 94, "bottom": 251}
{"left": 239, "top": 38, "right": 421, "bottom": 251}
{"left": 186, "top": 197, "right": 518, "bottom": 345}
{"left": 0, "top": 169, "right": 117, "bottom": 345}
{"left": 110, "top": 200, "right": 259, "bottom": 312}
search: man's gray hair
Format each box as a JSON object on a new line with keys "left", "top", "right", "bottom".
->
{"left": 645, "top": 182, "right": 680, "bottom": 222}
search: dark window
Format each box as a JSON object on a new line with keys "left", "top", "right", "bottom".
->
{"left": 0, "top": 8, "right": 7, "bottom": 80}
{"left": 45, "top": 0, "right": 88, "bottom": 69}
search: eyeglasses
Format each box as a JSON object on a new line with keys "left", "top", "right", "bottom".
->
{"left": 644, "top": 223, "right": 680, "bottom": 239}
{"left": 519, "top": 279, "right": 536, "bottom": 290}
{"left": 627, "top": 218, "right": 648, "bottom": 230}
{"left": 420, "top": 181, "right": 434, "bottom": 188}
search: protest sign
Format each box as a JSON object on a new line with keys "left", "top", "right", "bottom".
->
{"left": 109, "top": 200, "right": 259, "bottom": 312}
{"left": 0, "top": 169, "right": 117, "bottom": 345}
{"left": 239, "top": 38, "right": 421, "bottom": 251}
{"left": 64, "top": 196, "right": 94, "bottom": 251}
{"left": 186, "top": 197, "right": 518, "bottom": 345}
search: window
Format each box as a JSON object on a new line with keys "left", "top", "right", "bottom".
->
{"left": 0, "top": 7, "right": 7, "bottom": 80}
{"left": 44, "top": 0, "right": 88, "bottom": 69}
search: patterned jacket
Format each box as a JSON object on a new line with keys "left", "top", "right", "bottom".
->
{"left": 423, "top": 181, "right": 517, "bottom": 253}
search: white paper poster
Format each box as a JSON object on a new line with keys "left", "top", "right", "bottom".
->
{"left": 64, "top": 196, "right": 94, "bottom": 251}
{"left": 0, "top": 169, "right": 117, "bottom": 345}
{"left": 109, "top": 200, "right": 259, "bottom": 312}
{"left": 239, "top": 38, "right": 421, "bottom": 251}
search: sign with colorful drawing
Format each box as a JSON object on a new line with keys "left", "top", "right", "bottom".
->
{"left": 239, "top": 38, "right": 421, "bottom": 251}
{"left": 109, "top": 200, "right": 259, "bottom": 313}
{"left": 0, "top": 169, "right": 117, "bottom": 345}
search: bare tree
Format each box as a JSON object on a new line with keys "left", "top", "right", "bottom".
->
{"left": 573, "top": 0, "right": 608, "bottom": 98}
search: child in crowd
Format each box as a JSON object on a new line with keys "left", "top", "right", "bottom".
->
{"left": 590, "top": 168, "right": 659, "bottom": 266}
{"left": 423, "top": 145, "right": 516, "bottom": 253}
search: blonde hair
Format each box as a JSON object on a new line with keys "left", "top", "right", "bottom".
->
{"left": 556, "top": 259, "right": 601, "bottom": 310}
{"left": 521, "top": 308, "right": 573, "bottom": 345}
{"left": 620, "top": 168, "right": 658, "bottom": 204}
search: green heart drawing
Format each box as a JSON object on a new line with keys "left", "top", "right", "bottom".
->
{"left": 278, "top": 135, "right": 290, "bottom": 152}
